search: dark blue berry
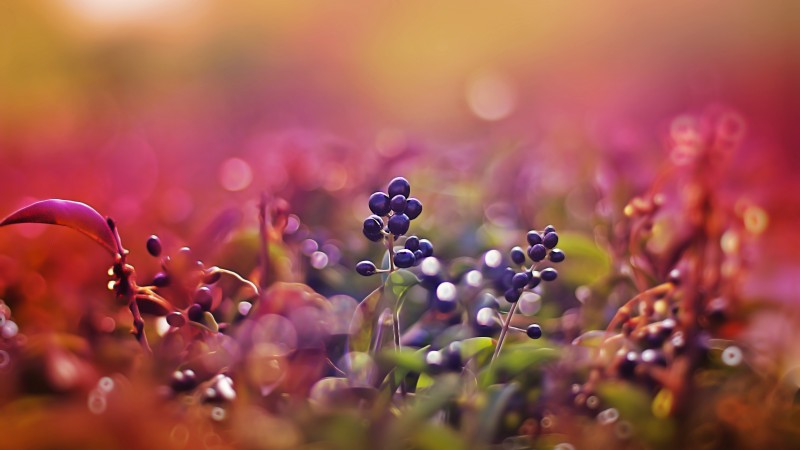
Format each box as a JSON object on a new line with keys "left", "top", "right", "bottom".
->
{"left": 510, "top": 246, "right": 526, "bottom": 265}
{"left": 388, "top": 214, "right": 410, "bottom": 236}
{"left": 527, "top": 271, "right": 541, "bottom": 288}
{"left": 548, "top": 248, "right": 565, "bottom": 263}
{"left": 504, "top": 288, "right": 522, "bottom": 303}
{"left": 393, "top": 249, "right": 415, "bottom": 268}
{"left": 153, "top": 272, "right": 170, "bottom": 288}
{"left": 528, "top": 244, "right": 547, "bottom": 262}
{"left": 543, "top": 225, "right": 556, "bottom": 234}
{"left": 405, "top": 198, "right": 423, "bottom": 220}
{"left": 512, "top": 272, "right": 531, "bottom": 289}
{"left": 405, "top": 235, "right": 420, "bottom": 251}
{"left": 413, "top": 249, "right": 424, "bottom": 261}
{"left": 543, "top": 232, "right": 559, "bottom": 249}
{"left": 526, "top": 231, "right": 543, "bottom": 246}
{"left": 194, "top": 286, "right": 213, "bottom": 311}
{"left": 540, "top": 267, "right": 558, "bottom": 281}
{"left": 526, "top": 324, "right": 543, "bottom": 339}
{"left": 363, "top": 215, "right": 383, "bottom": 234}
{"left": 146, "top": 235, "right": 162, "bottom": 257}
{"left": 368, "top": 192, "right": 391, "bottom": 216}
{"left": 390, "top": 195, "right": 407, "bottom": 213}
{"left": 187, "top": 303, "right": 205, "bottom": 322}
{"left": 442, "top": 342, "right": 462, "bottom": 371}
{"left": 418, "top": 239, "right": 433, "bottom": 257}
{"left": 363, "top": 228, "right": 384, "bottom": 242}
{"left": 499, "top": 267, "right": 515, "bottom": 290}
{"left": 356, "top": 260, "right": 377, "bottom": 276}
{"left": 387, "top": 177, "right": 411, "bottom": 198}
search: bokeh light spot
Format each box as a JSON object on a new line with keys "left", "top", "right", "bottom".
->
{"left": 220, "top": 158, "right": 253, "bottom": 192}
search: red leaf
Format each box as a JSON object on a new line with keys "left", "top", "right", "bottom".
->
{"left": 0, "top": 199, "right": 118, "bottom": 256}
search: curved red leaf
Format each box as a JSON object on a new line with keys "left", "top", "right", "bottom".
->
{"left": 0, "top": 199, "right": 118, "bottom": 256}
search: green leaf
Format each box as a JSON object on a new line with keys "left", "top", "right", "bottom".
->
{"left": 470, "top": 382, "right": 519, "bottom": 445}
{"left": 556, "top": 232, "right": 612, "bottom": 286}
{"left": 386, "top": 374, "right": 461, "bottom": 450}
{"left": 377, "top": 346, "right": 428, "bottom": 374}
{"left": 479, "top": 347, "right": 559, "bottom": 387}
{"left": 386, "top": 269, "right": 419, "bottom": 302}
{"left": 348, "top": 285, "right": 390, "bottom": 354}
{"left": 459, "top": 337, "right": 495, "bottom": 361}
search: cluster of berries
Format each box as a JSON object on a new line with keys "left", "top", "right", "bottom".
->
{"left": 358, "top": 177, "right": 434, "bottom": 274}
{"left": 502, "top": 225, "right": 564, "bottom": 304}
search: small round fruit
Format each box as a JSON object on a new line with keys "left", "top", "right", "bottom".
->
{"left": 393, "top": 249, "right": 415, "bottom": 268}
{"left": 548, "top": 248, "right": 565, "bottom": 263}
{"left": 166, "top": 312, "right": 186, "bottom": 328}
{"left": 405, "top": 198, "right": 423, "bottom": 220}
{"left": 418, "top": 239, "right": 434, "bottom": 257}
{"left": 405, "top": 235, "right": 420, "bottom": 251}
{"left": 543, "top": 232, "right": 559, "bottom": 249}
{"left": 387, "top": 177, "right": 411, "bottom": 198}
{"left": 510, "top": 246, "right": 526, "bottom": 265}
{"left": 540, "top": 267, "right": 558, "bottom": 282}
{"left": 543, "top": 225, "right": 556, "bottom": 234}
{"left": 363, "top": 228, "right": 384, "bottom": 242}
{"left": 390, "top": 195, "right": 407, "bottom": 213}
{"left": 368, "top": 192, "right": 391, "bottom": 216}
{"left": 356, "top": 260, "right": 377, "bottom": 276}
{"left": 511, "top": 272, "right": 531, "bottom": 290}
{"left": 504, "top": 288, "right": 522, "bottom": 303}
{"left": 146, "top": 235, "right": 163, "bottom": 257}
{"left": 388, "top": 214, "right": 410, "bottom": 236}
{"left": 527, "top": 231, "right": 543, "bottom": 246}
{"left": 152, "top": 272, "right": 170, "bottom": 288}
{"left": 187, "top": 304, "right": 205, "bottom": 322}
{"left": 194, "top": 286, "right": 213, "bottom": 311}
{"left": 363, "top": 215, "right": 384, "bottom": 234}
{"left": 413, "top": 250, "right": 424, "bottom": 263}
{"left": 526, "top": 324, "right": 543, "bottom": 339}
{"left": 528, "top": 244, "right": 547, "bottom": 262}
{"left": 528, "top": 271, "right": 541, "bottom": 288}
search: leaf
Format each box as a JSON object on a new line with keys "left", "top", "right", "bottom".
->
{"left": 470, "top": 382, "right": 519, "bottom": 445}
{"left": 0, "top": 199, "right": 117, "bottom": 255}
{"left": 386, "top": 374, "right": 461, "bottom": 450}
{"left": 386, "top": 269, "right": 419, "bottom": 302}
{"left": 348, "top": 285, "right": 390, "bottom": 354}
{"left": 572, "top": 330, "right": 608, "bottom": 348}
{"left": 479, "top": 347, "right": 559, "bottom": 387}
{"left": 458, "top": 337, "right": 495, "bottom": 361}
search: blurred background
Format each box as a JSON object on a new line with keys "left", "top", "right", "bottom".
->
{"left": 0, "top": 1, "right": 797, "bottom": 353}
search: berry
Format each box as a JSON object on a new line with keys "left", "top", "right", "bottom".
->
{"left": 363, "top": 228, "right": 384, "bottom": 242}
{"left": 146, "top": 235, "right": 162, "bottom": 257}
{"left": 442, "top": 342, "right": 462, "bottom": 371}
{"left": 418, "top": 239, "right": 434, "bottom": 257}
{"left": 404, "top": 236, "right": 420, "bottom": 251}
{"left": 543, "top": 232, "right": 559, "bottom": 249}
{"left": 504, "top": 288, "right": 522, "bottom": 303}
{"left": 194, "top": 286, "right": 213, "bottom": 311}
{"left": 528, "top": 244, "right": 547, "bottom": 262}
{"left": 405, "top": 198, "right": 423, "bottom": 220}
{"left": 356, "top": 260, "right": 377, "bottom": 276}
{"left": 363, "top": 215, "right": 383, "bottom": 234}
{"left": 510, "top": 246, "right": 526, "bottom": 265}
{"left": 543, "top": 225, "right": 556, "bottom": 234}
{"left": 512, "top": 272, "right": 531, "bottom": 289}
{"left": 388, "top": 214, "right": 410, "bottom": 236}
{"left": 187, "top": 303, "right": 205, "bottom": 322}
{"left": 152, "top": 272, "right": 170, "bottom": 288}
{"left": 413, "top": 250, "right": 424, "bottom": 264}
{"left": 527, "top": 271, "right": 541, "bottom": 288}
{"left": 390, "top": 195, "right": 407, "bottom": 213}
{"left": 369, "top": 192, "right": 391, "bottom": 216}
{"left": 526, "top": 324, "right": 543, "bottom": 339}
{"left": 393, "top": 249, "right": 415, "bottom": 268}
{"left": 548, "top": 248, "right": 565, "bottom": 263}
{"left": 499, "top": 267, "right": 515, "bottom": 290}
{"left": 166, "top": 312, "right": 186, "bottom": 328}
{"left": 526, "top": 231, "right": 543, "bottom": 246}
{"left": 540, "top": 268, "right": 558, "bottom": 282}
{"left": 387, "top": 177, "right": 411, "bottom": 198}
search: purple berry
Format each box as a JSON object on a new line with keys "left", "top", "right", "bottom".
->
{"left": 540, "top": 267, "right": 558, "bottom": 281}
{"left": 405, "top": 235, "right": 420, "bottom": 251}
{"left": 363, "top": 228, "right": 384, "bottom": 242}
{"left": 405, "top": 198, "right": 423, "bottom": 220}
{"left": 418, "top": 239, "right": 433, "bottom": 257}
{"left": 153, "top": 272, "right": 170, "bottom": 288}
{"left": 356, "top": 260, "right": 377, "bottom": 276}
{"left": 510, "top": 246, "right": 526, "bottom": 265}
{"left": 393, "top": 249, "right": 415, "bottom": 268}
{"left": 194, "top": 286, "right": 213, "bottom": 311}
{"left": 512, "top": 272, "right": 531, "bottom": 289}
{"left": 528, "top": 244, "right": 547, "bottom": 262}
{"left": 548, "top": 248, "right": 565, "bottom": 263}
{"left": 504, "top": 288, "right": 522, "bottom": 303}
{"left": 166, "top": 312, "right": 186, "bottom": 328}
{"left": 528, "top": 271, "right": 541, "bottom": 288}
{"left": 526, "top": 324, "right": 542, "bottom": 339}
{"left": 526, "top": 231, "right": 543, "bottom": 246}
{"left": 187, "top": 304, "right": 204, "bottom": 322}
{"left": 543, "top": 232, "right": 559, "bottom": 249}
{"left": 413, "top": 250, "right": 424, "bottom": 265}
{"left": 543, "top": 225, "right": 556, "bottom": 234}
{"left": 387, "top": 177, "right": 411, "bottom": 198}
{"left": 390, "top": 195, "right": 407, "bottom": 213}
{"left": 146, "top": 235, "right": 162, "bottom": 257}
{"left": 388, "top": 214, "right": 410, "bottom": 236}
{"left": 368, "top": 192, "right": 391, "bottom": 216}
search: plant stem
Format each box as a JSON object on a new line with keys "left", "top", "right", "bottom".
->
{"left": 490, "top": 302, "right": 518, "bottom": 366}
